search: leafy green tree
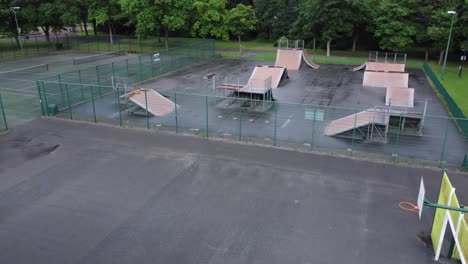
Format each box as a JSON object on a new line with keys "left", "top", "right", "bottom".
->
{"left": 192, "top": 0, "right": 229, "bottom": 39}
{"left": 225, "top": 3, "right": 256, "bottom": 53}
{"left": 0, "top": 0, "right": 28, "bottom": 47}
{"left": 89, "top": 0, "right": 125, "bottom": 44}
{"left": 253, "top": 0, "right": 278, "bottom": 40}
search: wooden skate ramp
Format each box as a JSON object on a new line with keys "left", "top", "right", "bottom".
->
{"left": 363, "top": 70, "right": 409, "bottom": 88}
{"left": 126, "top": 89, "right": 175, "bottom": 116}
{"left": 385, "top": 87, "right": 414, "bottom": 107}
{"left": 353, "top": 62, "right": 367, "bottom": 71}
{"left": 366, "top": 61, "right": 405, "bottom": 72}
{"left": 246, "top": 66, "right": 288, "bottom": 89}
{"left": 325, "top": 109, "right": 388, "bottom": 137}
{"left": 302, "top": 49, "right": 320, "bottom": 69}
{"left": 275, "top": 49, "right": 303, "bottom": 70}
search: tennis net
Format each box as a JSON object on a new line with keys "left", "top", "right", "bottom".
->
{"left": 73, "top": 50, "right": 126, "bottom": 65}
{"left": 0, "top": 64, "right": 49, "bottom": 77}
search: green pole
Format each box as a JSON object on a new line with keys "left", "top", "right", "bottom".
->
{"left": 274, "top": 102, "right": 278, "bottom": 146}
{"left": 144, "top": 89, "right": 149, "bottom": 129}
{"left": 205, "top": 95, "right": 209, "bottom": 138}
{"left": 116, "top": 85, "right": 122, "bottom": 127}
{"left": 96, "top": 66, "right": 102, "bottom": 96}
{"left": 58, "top": 74, "right": 65, "bottom": 107}
{"left": 393, "top": 115, "right": 403, "bottom": 162}
{"left": 0, "top": 93, "right": 8, "bottom": 130}
{"left": 78, "top": 70, "right": 84, "bottom": 100}
{"left": 36, "top": 80, "right": 45, "bottom": 116}
{"left": 441, "top": 12, "right": 456, "bottom": 80}
{"left": 90, "top": 85, "right": 97, "bottom": 123}
{"left": 65, "top": 83, "right": 73, "bottom": 120}
{"left": 41, "top": 81, "right": 50, "bottom": 116}
{"left": 311, "top": 109, "right": 316, "bottom": 151}
{"left": 174, "top": 93, "right": 178, "bottom": 133}
{"left": 439, "top": 117, "right": 451, "bottom": 167}
{"left": 239, "top": 101, "right": 242, "bottom": 141}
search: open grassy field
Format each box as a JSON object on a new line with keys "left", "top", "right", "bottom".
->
{"left": 428, "top": 62, "right": 468, "bottom": 115}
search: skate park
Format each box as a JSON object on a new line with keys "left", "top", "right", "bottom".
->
{"left": 35, "top": 40, "right": 467, "bottom": 167}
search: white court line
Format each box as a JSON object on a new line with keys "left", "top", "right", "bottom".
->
{"left": 0, "top": 87, "right": 36, "bottom": 93}
{"left": 0, "top": 76, "right": 37, "bottom": 83}
{"left": 0, "top": 90, "right": 36, "bottom": 97}
{"left": 280, "top": 114, "right": 294, "bottom": 129}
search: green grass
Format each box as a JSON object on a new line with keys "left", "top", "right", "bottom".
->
{"left": 216, "top": 39, "right": 277, "bottom": 51}
{"left": 428, "top": 62, "right": 468, "bottom": 115}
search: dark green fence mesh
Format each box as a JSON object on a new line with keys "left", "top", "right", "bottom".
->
{"left": 0, "top": 93, "right": 7, "bottom": 131}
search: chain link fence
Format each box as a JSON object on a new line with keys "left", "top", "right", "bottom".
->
{"left": 0, "top": 93, "right": 7, "bottom": 132}
{"left": 0, "top": 35, "right": 71, "bottom": 59}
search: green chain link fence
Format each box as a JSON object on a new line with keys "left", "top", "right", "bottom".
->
{"left": 0, "top": 35, "right": 71, "bottom": 60}
{"left": 0, "top": 93, "right": 8, "bottom": 132}
{"left": 424, "top": 63, "right": 468, "bottom": 136}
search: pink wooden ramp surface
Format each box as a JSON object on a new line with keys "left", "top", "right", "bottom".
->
{"left": 126, "top": 89, "right": 175, "bottom": 116}
{"left": 385, "top": 87, "right": 415, "bottom": 107}
{"left": 366, "top": 61, "right": 405, "bottom": 72}
{"left": 302, "top": 49, "right": 320, "bottom": 69}
{"left": 246, "top": 65, "right": 287, "bottom": 89}
{"left": 363, "top": 70, "right": 409, "bottom": 88}
{"left": 325, "top": 109, "right": 388, "bottom": 136}
{"left": 275, "top": 49, "right": 303, "bottom": 70}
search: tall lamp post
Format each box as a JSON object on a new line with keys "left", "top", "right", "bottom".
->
{"left": 441, "top": 10, "right": 456, "bottom": 80}
{"left": 10, "top": 6, "right": 23, "bottom": 56}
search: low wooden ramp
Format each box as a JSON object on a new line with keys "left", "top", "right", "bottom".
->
{"left": 325, "top": 109, "right": 388, "bottom": 136}
{"left": 353, "top": 62, "right": 367, "bottom": 71}
{"left": 363, "top": 70, "right": 409, "bottom": 88}
{"left": 302, "top": 49, "right": 320, "bottom": 69}
{"left": 275, "top": 49, "right": 303, "bottom": 70}
{"left": 126, "top": 89, "right": 175, "bottom": 116}
{"left": 367, "top": 61, "right": 405, "bottom": 72}
{"left": 247, "top": 65, "right": 288, "bottom": 89}
{"left": 386, "top": 87, "right": 415, "bottom": 107}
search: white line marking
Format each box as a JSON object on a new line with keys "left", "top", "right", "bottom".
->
{"left": 281, "top": 119, "right": 290, "bottom": 128}
{"left": 233, "top": 117, "right": 237, "bottom": 120}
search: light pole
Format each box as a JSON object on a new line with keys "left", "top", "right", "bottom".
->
{"left": 441, "top": 10, "right": 456, "bottom": 80}
{"left": 10, "top": 7, "right": 23, "bottom": 56}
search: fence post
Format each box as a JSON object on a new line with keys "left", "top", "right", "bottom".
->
{"left": 274, "top": 102, "right": 278, "bottom": 146}
{"left": 41, "top": 81, "right": 50, "bottom": 116}
{"left": 0, "top": 93, "right": 8, "bottom": 130}
{"left": 311, "top": 108, "right": 316, "bottom": 151}
{"left": 439, "top": 117, "right": 451, "bottom": 167}
{"left": 144, "top": 89, "right": 149, "bottom": 129}
{"left": 90, "top": 85, "right": 97, "bottom": 123}
{"left": 65, "top": 83, "right": 72, "bottom": 120}
{"left": 57, "top": 74, "right": 66, "bottom": 107}
{"left": 351, "top": 112, "right": 357, "bottom": 152}
{"left": 36, "top": 80, "right": 45, "bottom": 116}
{"left": 96, "top": 66, "right": 102, "bottom": 96}
{"left": 393, "top": 114, "right": 403, "bottom": 162}
{"left": 138, "top": 56, "right": 142, "bottom": 81}
{"left": 205, "top": 95, "right": 209, "bottom": 138}
{"left": 239, "top": 101, "right": 242, "bottom": 141}
{"left": 116, "top": 86, "right": 123, "bottom": 127}
{"left": 174, "top": 93, "right": 178, "bottom": 133}
{"left": 78, "top": 70, "right": 85, "bottom": 100}
{"left": 126, "top": 59, "right": 130, "bottom": 78}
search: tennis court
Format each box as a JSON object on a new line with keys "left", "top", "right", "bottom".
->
{"left": 0, "top": 50, "right": 140, "bottom": 127}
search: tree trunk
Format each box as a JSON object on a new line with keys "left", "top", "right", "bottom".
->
{"left": 238, "top": 36, "right": 242, "bottom": 54}
{"left": 83, "top": 20, "right": 88, "bottom": 36}
{"left": 108, "top": 22, "right": 113, "bottom": 44}
{"left": 313, "top": 37, "right": 316, "bottom": 51}
{"left": 92, "top": 19, "right": 97, "bottom": 36}
{"left": 14, "top": 36, "right": 20, "bottom": 48}
{"left": 425, "top": 49, "right": 429, "bottom": 62}
{"left": 42, "top": 26, "right": 50, "bottom": 43}
{"left": 326, "top": 39, "right": 331, "bottom": 57}
{"left": 438, "top": 50, "right": 445, "bottom": 65}
{"left": 164, "top": 28, "right": 169, "bottom": 50}
{"left": 352, "top": 35, "right": 357, "bottom": 53}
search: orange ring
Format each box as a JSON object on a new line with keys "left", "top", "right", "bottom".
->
{"left": 399, "top": 201, "right": 419, "bottom": 213}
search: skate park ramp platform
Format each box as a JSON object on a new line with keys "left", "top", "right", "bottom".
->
{"left": 353, "top": 61, "right": 406, "bottom": 72}
{"left": 386, "top": 87, "right": 415, "bottom": 108}
{"left": 275, "top": 49, "right": 303, "bottom": 70}
{"left": 125, "top": 88, "right": 175, "bottom": 116}
{"left": 246, "top": 65, "right": 288, "bottom": 89}
{"left": 367, "top": 61, "right": 405, "bottom": 72}
{"left": 302, "top": 49, "right": 320, "bottom": 69}
{"left": 363, "top": 70, "right": 409, "bottom": 88}
{"left": 325, "top": 109, "right": 388, "bottom": 137}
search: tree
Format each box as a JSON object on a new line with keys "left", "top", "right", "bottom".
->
{"left": 225, "top": 3, "right": 256, "bottom": 53}
{"left": 253, "top": 0, "right": 278, "bottom": 40}
{"left": 192, "top": 0, "right": 229, "bottom": 39}
{"left": 427, "top": 10, "right": 459, "bottom": 64}
{"left": 372, "top": 0, "right": 420, "bottom": 52}
{"left": 74, "top": 0, "right": 93, "bottom": 36}
{"left": 0, "top": 0, "right": 28, "bottom": 47}
{"left": 89, "top": 0, "right": 125, "bottom": 44}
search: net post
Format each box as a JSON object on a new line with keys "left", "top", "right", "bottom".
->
{"left": 36, "top": 80, "right": 45, "bottom": 116}
{"left": 96, "top": 66, "right": 102, "bottom": 96}
{"left": 0, "top": 93, "right": 8, "bottom": 130}
{"left": 144, "top": 89, "right": 149, "bottom": 129}
{"left": 78, "top": 70, "right": 85, "bottom": 100}
{"left": 90, "top": 85, "right": 97, "bottom": 123}
{"left": 174, "top": 93, "right": 178, "bottom": 133}
{"left": 274, "top": 102, "right": 278, "bottom": 146}
{"left": 205, "top": 95, "right": 209, "bottom": 138}
{"left": 65, "top": 83, "right": 73, "bottom": 120}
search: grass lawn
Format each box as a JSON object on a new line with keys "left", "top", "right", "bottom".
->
{"left": 428, "top": 62, "right": 468, "bottom": 115}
